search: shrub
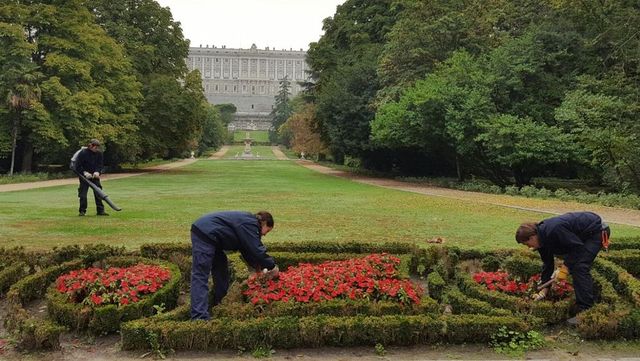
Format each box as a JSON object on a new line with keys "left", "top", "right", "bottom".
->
{"left": 4, "top": 259, "right": 84, "bottom": 350}
{"left": 0, "top": 262, "right": 28, "bottom": 295}
{"left": 481, "top": 256, "right": 501, "bottom": 272}
{"left": 502, "top": 255, "right": 540, "bottom": 281}
{"left": 427, "top": 271, "right": 446, "bottom": 301}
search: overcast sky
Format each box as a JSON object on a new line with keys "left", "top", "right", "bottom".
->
{"left": 155, "top": 0, "right": 346, "bottom": 50}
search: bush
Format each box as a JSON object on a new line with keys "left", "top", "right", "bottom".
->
{"left": 427, "top": 271, "right": 446, "bottom": 301}
{"left": 4, "top": 259, "right": 84, "bottom": 350}
{"left": 0, "top": 262, "right": 29, "bottom": 295}
{"left": 502, "top": 255, "right": 540, "bottom": 281}
{"left": 481, "top": 256, "right": 501, "bottom": 272}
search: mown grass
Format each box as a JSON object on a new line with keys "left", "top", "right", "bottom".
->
{"left": 0, "top": 160, "right": 638, "bottom": 250}
{"left": 223, "top": 145, "right": 276, "bottom": 159}
{"left": 233, "top": 130, "right": 269, "bottom": 143}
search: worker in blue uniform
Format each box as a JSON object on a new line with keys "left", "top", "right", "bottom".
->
{"left": 515, "top": 211, "right": 610, "bottom": 325}
{"left": 190, "top": 210, "right": 279, "bottom": 320}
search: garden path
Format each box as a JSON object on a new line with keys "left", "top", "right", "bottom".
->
{"left": 297, "top": 161, "right": 640, "bottom": 228}
{"left": 208, "top": 145, "right": 229, "bottom": 159}
{"left": 0, "top": 159, "right": 196, "bottom": 193}
{"left": 271, "top": 146, "right": 289, "bottom": 160}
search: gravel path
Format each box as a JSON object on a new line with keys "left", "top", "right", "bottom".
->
{"left": 208, "top": 146, "right": 230, "bottom": 159}
{"left": 271, "top": 146, "right": 289, "bottom": 160}
{"left": 0, "top": 159, "right": 197, "bottom": 193}
{"left": 297, "top": 161, "right": 640, "bottom": 227}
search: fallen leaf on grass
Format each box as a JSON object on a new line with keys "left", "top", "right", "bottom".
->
{"left": 427, "top": 237, "right": 445, "bottom": 244}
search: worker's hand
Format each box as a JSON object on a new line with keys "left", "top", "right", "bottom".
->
{"left": 262, "top": 265, "right": 280, "bottom": 280}
{"left": 83, "top": 171, "right": 92, "bottom": 179}
{"left": 555, "top": 264, "right": 569, "bottom": 282}
{"left": 532, "top": 287, "right": 549, "bottom": 301}
{"left": 92, "top": 172, "right": 100, "bottom": 179}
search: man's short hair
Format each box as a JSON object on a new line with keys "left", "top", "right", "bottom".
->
{"left": 89, "top": 139, "right": 101, "bottom": 146}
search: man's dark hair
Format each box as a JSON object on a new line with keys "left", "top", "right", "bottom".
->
{"left": 515, "top": 222, "right": 538, "bottom": 243}
{"left": 256, "top": 211, "right": 274, "bottom": 227}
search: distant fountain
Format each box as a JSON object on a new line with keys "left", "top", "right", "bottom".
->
{"left": 241, "top": 132, "right": 254, "bottom": 158}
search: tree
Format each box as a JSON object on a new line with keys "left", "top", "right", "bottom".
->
{"left": 476, "top": 115, "right": 577, "bottom": 186}
{"left": 86, "top": 0, "right": 189, "bottom": 78}
{"left": 307, "top": 0, "right": 398, "bottom": 164}
{"left": 198, "top": 104, "right": 226, "bottom": 154}
{"left": 0, "top": 0, "right": 141, "bottom": 172}
{"left": 0, "top": 19, "right": 40, "bottom": 175}
{"left": 139, "top": 70, "right": 206, "bottom": 159}
{"left": 279, "top": 103, "right": 327, "bottom": 159}
{"left": 556, "top": 75, "right": 640, "bottom": 190}
{"left": 215, "top": 103, "right": 237, "bottom": 127}
{"left": 270, "top": 76, "right": 292, "bottom": 144}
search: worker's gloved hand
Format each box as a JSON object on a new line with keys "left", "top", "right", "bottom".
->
{"left": 83, "top": 171, "right": 92, "bottom": 179}
{"left": 555, "top": 264, "right": 569, "bottom": 282}
{"left": 262, "top": 265, "right": 280, "bottom": 280}
{"left": 92, "top": 172, "right": 100, "bottom": 179}
{"left": 532, "top": 287, "right": 548, "bottom": 301}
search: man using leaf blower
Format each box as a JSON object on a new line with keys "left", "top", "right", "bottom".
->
{"left": 72, "top": 139, "right": 109, "bottom": 216}
{"left": 515, "top": 211, "right": 610, "bottom": 326}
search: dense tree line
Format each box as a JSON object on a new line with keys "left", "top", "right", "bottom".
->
{"left": 0, "top": 0, "right": 225, "bottom": 174}
{"left": 299, "top": 0, "right": 640, "bottom": 191}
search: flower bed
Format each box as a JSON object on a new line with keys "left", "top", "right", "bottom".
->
{"left": 55, "top": 264, "right": 171, "bottom": 306}
{"left": 243, "top": 254, "right": 422, "bottom": 306}
{"left": 47, "top": 257, "right": 181, "bottom": 335}
{"left": 473, "top": 271, "right": 574, "bottom": 301}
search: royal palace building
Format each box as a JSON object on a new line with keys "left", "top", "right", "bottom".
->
{"left": 186, "top": 44, "right": 308, "bottom": 130}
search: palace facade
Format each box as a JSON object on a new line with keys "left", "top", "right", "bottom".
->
{"left": 186, "top": 44, "right": 308, "bottom": 130}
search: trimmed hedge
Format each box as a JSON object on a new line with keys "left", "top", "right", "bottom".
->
{"left": 211, "top": 297, "right": 440, "bottom": 320}
{"left": 140, "top": 241, "right": 415, "bottom": 259}
{"left": 593, "top": 258, "right": 640, "bottom": 307}
{"left": 4, "top": 259, "right": 84, "bottom": 350}
{"left": 46, "top": 257, "right": 181, "bottom": 335}
{"left": 0, "top": 261, "right": 28, "bottom": 295}
{"left": 121, "top": 314, "right": 529, "bottom": 351}
{"left": 603, "top": 249, "right": 640, "bottom": 277}
{"left": 609, "top": 236, "right": 640, "bottom": 251}
{"left": 443, "top": 288, "right": 513, "bottom": 317}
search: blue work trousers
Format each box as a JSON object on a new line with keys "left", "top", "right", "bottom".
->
{"left": 190, "top": 231, "right": 230, "bottom": 320}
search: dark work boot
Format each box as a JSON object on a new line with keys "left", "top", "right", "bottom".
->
{"left": 97, "top": 212, "right": 109, "bottom": 216}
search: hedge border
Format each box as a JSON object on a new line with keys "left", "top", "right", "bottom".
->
{"left": 4, "top": 259, "right": 84, "bottom": 350}
{"left": 121, "top": 313, "right": 529, "bottom": 351}
{"left": 603, "top": 249, "right": 640, "bottom": 277}
{"left": 593, "top": 258, "right": 640, "bottom": 307}
{"left": 0, "top": 261, "right": 28, "bottom": 295}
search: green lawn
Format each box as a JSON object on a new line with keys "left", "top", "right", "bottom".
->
{"left": 233, "top": 130, "right": 269, "bottom": 142}
{"left": 1, "top": 160, "right": 638, "bottom": 250}
{"left": 223, "top": 145, "right": 276, "bottom": 159}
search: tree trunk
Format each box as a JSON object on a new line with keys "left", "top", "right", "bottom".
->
{"left": 20, "top": 138, "right": 33, "bottom": 173}
{"left": 455, "top": 154, "right": 464, "bottom": 181}
{"left": 9, "top": 115, "right": 18, "bottom": 176}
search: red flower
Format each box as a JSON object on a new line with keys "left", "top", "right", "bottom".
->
{"left": 55, "top": 264, "right": 171, "bottom": 307}
{"left": 243, "top": 254, "right": 422, "bottom": 306}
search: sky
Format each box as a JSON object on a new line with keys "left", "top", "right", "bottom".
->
{"left": 155, "top": 0, "right": 346, "bottom": 50}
